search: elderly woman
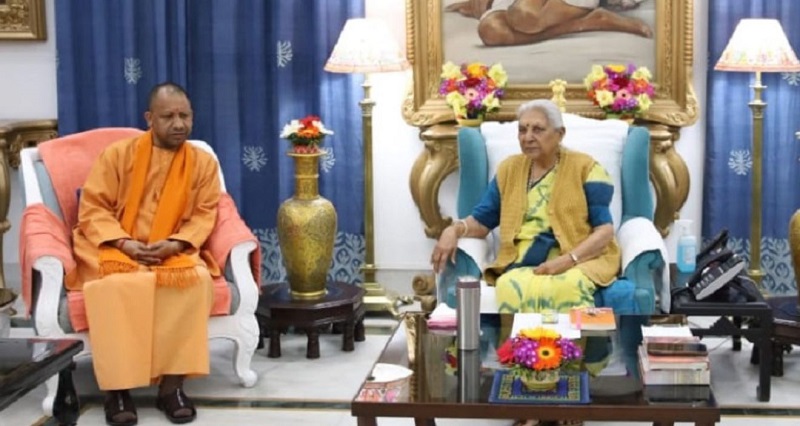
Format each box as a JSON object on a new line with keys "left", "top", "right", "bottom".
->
{"left": 431, "top": 99, "right": 620, "bottom": 315}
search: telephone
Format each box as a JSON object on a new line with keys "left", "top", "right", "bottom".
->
{"left": 686, "top": 229, "right": 745, "bottom": 300}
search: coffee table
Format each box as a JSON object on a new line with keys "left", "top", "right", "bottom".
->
{"left": 1, "top": 338, "right": 84, "bottom": 425}
{"left": 351, "top": 313, "right": 720, "bottom": 426}
{"left": 257, "top": 281, "right": 366, "bottom": 359}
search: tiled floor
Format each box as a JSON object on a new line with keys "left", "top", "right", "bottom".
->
{"left": 2, "top": 315, "right": 799, "bottom": 426}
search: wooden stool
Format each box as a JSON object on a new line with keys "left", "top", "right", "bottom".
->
{"left": 256, "top": 282, "right": 366, "bottom": 359}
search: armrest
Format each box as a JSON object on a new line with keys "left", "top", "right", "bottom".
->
{"left": 621, "top": 126, "right": 654, "bottom": 222}
{"left": 226, "top": 241, "right": 259, "bottom": 315}
{"left": 32, "top": 256, "right": 68, "bottom": 337}
{"left": 617, "top": 217, "right": 670, "bottom": 312}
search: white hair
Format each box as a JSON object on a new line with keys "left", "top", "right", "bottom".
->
{"left": 516, "top": 99, "right": 564, "bottom": 129}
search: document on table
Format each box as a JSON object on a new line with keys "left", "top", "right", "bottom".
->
{"left": 510, "top": 313, "right": 581, "bottom": 340}
{"left": 641, "top": 325, "right": 694, "bottom": 338}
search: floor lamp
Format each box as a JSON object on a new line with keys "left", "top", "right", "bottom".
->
{"left": 324, "top": 18, "right": 410, "bottom": 316}
{"left": 714, "top": 19, "right": 800, "bottom": 291}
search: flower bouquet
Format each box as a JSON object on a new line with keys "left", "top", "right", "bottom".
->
{"left": 496, "top": 327, "right": 582, "bottom": 391}
{"left": 279, "top": 115, "right": 334, "bottom": 154}
{"left": 583, "top": 63, "right": 655, "bottom": 119}
{"left": 439, "top": 61, "right": 508, "bottom": 122}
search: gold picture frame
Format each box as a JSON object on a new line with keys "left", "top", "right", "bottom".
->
{"left": 402, "top": 0, "right": 697, "bottom": 127}
{"left": 0, "top": 0, "right": 46, "bottom": 41}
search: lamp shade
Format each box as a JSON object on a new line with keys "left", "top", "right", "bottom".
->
{"left": 324, "top": 18, "right": 409, "bottom": 74}
{"left": 715, "top": 19, "right": 800, "bottom": 72}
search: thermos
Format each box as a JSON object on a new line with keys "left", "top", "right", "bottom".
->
{"left": 456, "top": 276, "right": 481, "bottom": 402}
{"left": 456, "top": 276, "right": 480, "bottom": 351}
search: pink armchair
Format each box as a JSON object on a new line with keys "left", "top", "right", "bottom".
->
{"left": 19, "top": 128, "right": 261, "bottom": 415}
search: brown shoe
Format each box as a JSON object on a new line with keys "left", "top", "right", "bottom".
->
{"left": 103, "top": 390, "right": 137, "bottom": 426}
{"left": 156, "top": 388, "right": 197, "bottom": 424}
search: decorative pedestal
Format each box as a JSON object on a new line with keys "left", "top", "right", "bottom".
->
{"left": 277, "top": 152, "right": 337, "bottom": 300}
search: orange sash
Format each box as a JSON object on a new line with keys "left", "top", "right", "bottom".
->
{"left": 98, "top": 130, "right": 198, "bottom": 287}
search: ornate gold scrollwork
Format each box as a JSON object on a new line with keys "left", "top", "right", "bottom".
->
{"left": 408, "top": 124, "right": 459, "bottom": 238}
{"left": 646, "top": 122, "right": 690, "bottom": 236}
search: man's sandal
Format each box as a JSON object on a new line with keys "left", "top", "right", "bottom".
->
{"left": 156, "top": 388, "right": 197, "bottom": 424}
{"left": 104, "top": 390, "right": 137, "bottom": 426}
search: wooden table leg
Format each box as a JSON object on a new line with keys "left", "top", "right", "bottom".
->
{"left": 268, "top": 327, "right": 281, "bottom": 358}
{"left": 357, "top": 417, "right": 377, "bottom": 426}
{"left": 307, "top": 327, "right": 320, "bottom": 359}
{"left": 343, "top": 318, "right": 355, "bottom": 351}
{"left": 414, "top": 418, "right": 436, "bottom": 426}
{"left": 355, "top": 318, "right": 366, "bottom": 342}
{"left": 653, "top": 422, "right": 674, "bottom": 426}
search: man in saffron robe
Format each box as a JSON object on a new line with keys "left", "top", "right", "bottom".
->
{"left": 70, "top": 82, "right": 220, "bottom": 425}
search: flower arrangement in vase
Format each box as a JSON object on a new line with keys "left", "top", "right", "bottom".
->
{"left": 496, "top": 327, "right": 582, "bottom": 391}
{"left": 280, "top": 115, "right": 334, "bottom": 154}
{"left": 583, "top": 63, "right": 655, "bottom": 120}
{"left": 439, "top": 61, "right": 508, "bottom": 125}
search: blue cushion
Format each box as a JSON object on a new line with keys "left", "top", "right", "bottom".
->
{"left": 457, "top": 127, "right": 489, "bottom": 219}
{"left": 594, "top": 278, "right": 640, "bottom": 314}
{"left": 620, "top": 126, "right": 653, "bottom": 222}
{"left": 437, "top": 248, "right": 482, "bottom": 309}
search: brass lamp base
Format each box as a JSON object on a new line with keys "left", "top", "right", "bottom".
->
{"left": 362, "top": 282, "right": 412, "bottom": 319}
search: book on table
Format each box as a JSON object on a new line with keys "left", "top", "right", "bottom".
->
{"left": 638, "top": 346, "right": 709, "bottom": 371}
{"left": 637, "top": 358, "right": 710, "bottom": 385}
{"left": 568, "top": 307, "right": 616, "bottom": 331}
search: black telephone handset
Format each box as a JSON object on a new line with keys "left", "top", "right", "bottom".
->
{"left": 686, "top": 229, "right": 745, "bottom": 300}
{"left": 696, "top": 229, "right": 729, "bottom": 265}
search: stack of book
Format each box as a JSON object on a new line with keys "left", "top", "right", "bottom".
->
{"left": 637, "top": 336, "right": 710, "bottom": 386}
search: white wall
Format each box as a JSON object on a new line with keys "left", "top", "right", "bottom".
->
{"left": 0, "top": 0, "right": 57, "bottom": 288}
{"left": 0, "top": 0, "right": 707, "bottom": 298}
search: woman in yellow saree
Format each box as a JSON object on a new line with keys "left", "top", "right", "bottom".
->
{"left": 431, "top": 99, "right": 621, "bottom": 315}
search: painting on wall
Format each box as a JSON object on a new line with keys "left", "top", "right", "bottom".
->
{"left": 0, "top": 0, "right": 46, "bottom": 41}
{"left": 403, "top": 0, "right": 696, "bottom": 128}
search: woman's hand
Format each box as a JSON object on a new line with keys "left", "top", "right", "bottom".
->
{"left": 533, "top": 255, "right": 574, "bottom": 276}
{"left": 431, "top": 226, "right": 460, "bottom": 274}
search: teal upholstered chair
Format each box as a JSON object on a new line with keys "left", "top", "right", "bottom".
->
{"left": 437, "top": 113, "right": 670, "bottom": 317}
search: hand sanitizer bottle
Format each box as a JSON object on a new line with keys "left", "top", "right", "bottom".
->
{"left": 676, "top": 219, "right": 697, "bottom": 273}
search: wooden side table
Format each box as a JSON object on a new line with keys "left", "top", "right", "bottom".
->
{"left": 256, "top": 281, "right": 366, "bottom": 359}
{"left": 0, "top": 119, "right": 58, "bottom": 291}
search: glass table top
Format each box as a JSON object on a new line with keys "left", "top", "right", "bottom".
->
{"left": 355, "top": 313, "right": 717, "bottom": 408}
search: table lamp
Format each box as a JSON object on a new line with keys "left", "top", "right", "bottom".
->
{"left": 325, "top": 18, "right": 410, "bottom": 316}
{"left": 714, "top": 18, "right": 800, "bottom": 289}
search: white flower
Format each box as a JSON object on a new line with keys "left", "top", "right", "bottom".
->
{"left": 280, "top": 120, "right": 301, "bottom": 138}
{"left": 313, "top": 120, "right": 335, "bottom": 136}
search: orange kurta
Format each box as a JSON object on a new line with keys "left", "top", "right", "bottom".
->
{"left": 72, "top": 137, "right": 221, "bottom": 390}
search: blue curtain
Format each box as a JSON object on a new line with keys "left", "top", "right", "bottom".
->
{"left": 705, "top": 0, "right": 800, "bottom": 295}
{"left": 56, "top": 0, "right": 366, "bottom": 284}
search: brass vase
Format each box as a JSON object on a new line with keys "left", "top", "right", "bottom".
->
{"left": 277, "top": 152, "right": 337, "bottom": 300}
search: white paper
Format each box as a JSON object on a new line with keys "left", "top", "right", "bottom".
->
{"left": 510, "top": 313, "right": 581, "bottom": 340}
{"left": 640, "top": 325, "right": 693, "bottom": 338}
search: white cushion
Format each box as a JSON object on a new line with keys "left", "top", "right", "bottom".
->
{"left": 480, "top": 113, "right": 629, "bottom": 230}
